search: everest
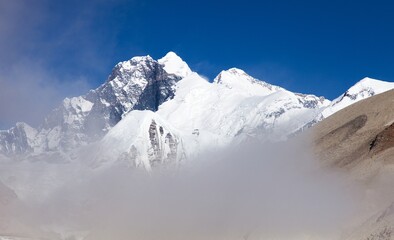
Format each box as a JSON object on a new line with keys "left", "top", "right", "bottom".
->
{"left": 1, "top": 52, "right": 394, "bottom": 170}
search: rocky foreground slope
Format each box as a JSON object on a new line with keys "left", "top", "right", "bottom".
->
{"left": 312, "top": 89, "right": 394, "bottom": 240}
{"left": 312, "top": 89, "right": 394, "bottom": 179}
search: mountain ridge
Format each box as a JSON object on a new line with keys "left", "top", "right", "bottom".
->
{"left": 1, "top": 52, "right": 393, "bottom": 169}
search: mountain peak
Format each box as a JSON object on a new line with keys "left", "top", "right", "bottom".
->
{"left": 338, "top": 77, "right": 394, "bottom": 102}
{"left": 110, "top": 55, "right": 156, "bottom": 76}
{"left": 130, "top": 55, "right": 154, "bottom": 62}
{"left": 214, "top": 68, "right": 248, "bottom": 82}
{"left": 214, "top": 68, "right": 281, "bottom": 95}
{"left": 320, "top": 77, "right": 394, "bottom": 118}
{"left": 158, "top": 51, "right": 192, "bottom": 78}
{"left": 161, "top": 51, "right": 179, "bottom": 59}
{"left": 224, "top": 67, "right": 247, "bottom": 75}
{"left": 346, "top": 77, "right": 394, "bottom": 95}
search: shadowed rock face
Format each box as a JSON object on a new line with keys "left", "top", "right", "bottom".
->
{"left": 134, "top": 77, "right": 178, "bottom": 112}
{"left": 55, "top": 56, "right": 180, "bottom": 146}
{"left": 113, "top": 119, "right": 181, "bottom": 169}
{"left": 147, "top": 120, "right": 179, "bottom": 167}
{"left": 0, "top": 56, "right": 182, "bottom": 156}
{"left": 369, "top": 123, "right": 394, "bottom": 157}
{"left": 83, "top": 57, "right": 179, "bottom": 136}
{"left": 0, "top": 123, "right": 32, "bottom": 155}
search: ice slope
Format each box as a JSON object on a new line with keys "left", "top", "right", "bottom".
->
{"left": 94, "top": 111, "right": 185, "bottom": 170}
{"left": 158, "top": 70, "right": 328, "bottom": 141}
{"left": 158, "top": 51, "right": 192, "bottom": 78}
{"left": 214, "top": 68, "right": 282, "bottom": 95}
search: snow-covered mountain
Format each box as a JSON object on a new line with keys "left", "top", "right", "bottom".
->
{"left": 296, "top": 77, "right": 394, "bottom": 133}
{"left": 1, "top": 51, "right": 394, "bottom": 240}
{"left": 0, "top": 52, "right": 189, "bottom": 157}
{"left": 320, "top": 77, "right": 394, "bottom": 118}
{"left": 92, "top": 110, "right": 186, "bottom": 170}
{"left": 90, "top": 68, "right": 394, "bottom": 169}
{"left": 91, "top": 67, "right": 331, "bottom": 169}
{"left": 1, "top": 52, "right": 393, "bottom": 170}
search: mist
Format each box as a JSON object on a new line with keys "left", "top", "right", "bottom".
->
{"left": 0, "top": 138, "right": 368, "bottom": 240}
{"left": 0, "top": 0, "right": 128, "bottom": 128}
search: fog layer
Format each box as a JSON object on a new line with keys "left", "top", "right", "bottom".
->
{"left": 0, "top": 139, "right": 365, "bottom": 240}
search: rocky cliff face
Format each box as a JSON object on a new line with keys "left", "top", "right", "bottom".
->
{"left": 94, "top": 110, "right": 185, "bottom": 170}
{"left": 0, "top": 54, "right": 188, "bottom": 156}
{"left": 0, "top": 123, "right": 35, "bottom": 155}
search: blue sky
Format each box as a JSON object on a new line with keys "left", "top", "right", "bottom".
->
{"left": 0, "top": 0, "right": 393, "bottom": 127}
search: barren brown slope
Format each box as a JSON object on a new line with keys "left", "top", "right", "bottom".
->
{"left": 311, "top": 89, "right": 394, "bottom": 240}
{"left": 312, "top": 89, "right": 394, "bottom": 179}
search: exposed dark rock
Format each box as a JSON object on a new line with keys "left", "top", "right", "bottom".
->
{"left": 369, "top": 123, "right": 394, "bottom": 154}
{"left": 0, "top": 56, "right": 183, "bottom": 156}
{"left": 0, "top": 123, "right": 32, "bottom": 156}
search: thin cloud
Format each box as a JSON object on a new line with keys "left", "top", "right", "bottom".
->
{"left": 0, "top": 60, "right": 91, "bottom": 128}
{"left": 0, "top": 0, "right": 129, "bottom": 128}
